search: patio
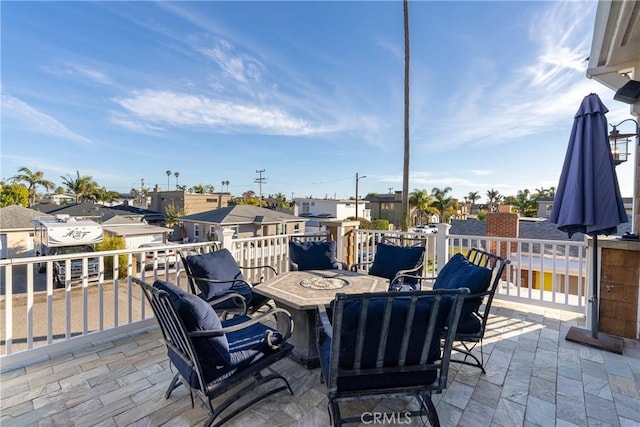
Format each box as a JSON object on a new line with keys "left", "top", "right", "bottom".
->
{"left": 2, "top": 299, "right": 639, "bottom": 427}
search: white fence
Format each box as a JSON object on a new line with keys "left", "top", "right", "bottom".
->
{"left": 1, "top": 228, "right": 588, "bottom": 371}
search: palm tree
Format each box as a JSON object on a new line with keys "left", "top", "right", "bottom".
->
{"left": 486, "top": 188, "right": 502, "bottom": 212}
{"left": 431, "top": 187, "right": 455, "bottom": 222}
{"left": 12, "top": 167, "right": 55, "bottom": 207}
{"left": 401, "top": 0, "right": 410, "bottom": 231}
{"left": 165, "top": 170, "right": 171, "bottom": 190}
{"left": 409, "top": 189, "right": 434, "bottom": 225}
{"left": 60, "top": 171, "right": 95, "bottom": 203}
{"left": 467, "top": 191, "right": 481, "bottom": 205}
{"left": 174, "top": 172, "right": 180, "bottom": 189}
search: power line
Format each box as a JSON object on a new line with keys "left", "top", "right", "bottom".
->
{"left": 254, "top": 169, "right": 266, "bottom": 200}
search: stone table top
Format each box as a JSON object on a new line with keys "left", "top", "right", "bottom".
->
{"left": 254, "top": 270, "right": 385, "bottom": 310}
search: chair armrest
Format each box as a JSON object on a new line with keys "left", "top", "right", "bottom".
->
{"left": 350, "top": 261, "right": 373, "bottom": 272}
{"left": 240, "top": 264, "right": 278, "bottom": 283}
{"left": 189, "top": 307, "right": 293, "bottom": 345}
{"left": 240, "top": 264, "right": 278, "bottom": 276}
{"left": 205, "top": 291, "right": 248, "bottom": 315}
{"left": 317, "top": 304, "right": 333, "bottom": 340}
{"left": 389, "top": 272, "right": 436, "bottom": 291}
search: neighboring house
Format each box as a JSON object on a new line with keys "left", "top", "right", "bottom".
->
{"left": 365, "top": 192, "right": 403, "bottom": 227}
{"left": 179, "top": 205, "right": 306, "bottom": 241}
{"left": 101, "top": 214, "right": 173, "bottom": 249}
{"left": 293, "top": 198, "right": 370, "bottom": 221}
{"left": 149, "top": 188, "right": 233, "bottom": 217}
{"left": 0, "top": 205, "right": 53, "bottom": 258}
{"left": 536, "top": 197, "right": 633, "bottom": 220}
{"left": 40, "top": 193, "right": 76, "bottom": 205}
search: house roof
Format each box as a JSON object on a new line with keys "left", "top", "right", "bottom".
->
{"left": 0, "top": 205, "right": 54, "bottom": 230}
{"left": 181, "top": 205, "right": 302, "bottom": 225}
{"left": 450, "top": 217, "right": 632, "bottom": 241}
{"left": 32, "top": 202, "right": 163, "bottom": 222}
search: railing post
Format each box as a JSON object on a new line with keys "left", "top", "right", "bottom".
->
{"left": 436, "top": 223, "right": 451, "bottom": 272}
{"left": 321, "top": 220, "right": 360, "bottom": 267}
{"left": 220, "top": 228, "right": 235, "bottom": 250}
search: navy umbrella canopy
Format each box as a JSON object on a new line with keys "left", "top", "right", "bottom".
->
{"left": 550, "top": 93, "right": 627, "bottom": 351}
{"left": 550, "top": 93, "right": 627, "bottom": 236}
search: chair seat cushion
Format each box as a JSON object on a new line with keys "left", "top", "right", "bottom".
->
{"left": 433, "top": 253, "right": 492, "bottom": 319}
{"left": 289, "top": 240, "right": 340, "bottom": 271}
{"left": 205, "top": 315, "right": 285, "bottom": 387}
{"left": 320, "top": 336, "right": 438, "bottom": 391}
{"left": 154, "top": 281, "right": 284, "bottom": 389}
{"left": 368, "top": 243, "right": 424, "bottom": 281}
{"left": 186, "top": 249, "right": 245, "bottom": 300}
{"left": 455, "top": 312, "right": 482, "bottom": 335}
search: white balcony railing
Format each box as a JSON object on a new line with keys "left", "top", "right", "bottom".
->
{"left": 1, "top": 228, "right": 589, "bottom": 372}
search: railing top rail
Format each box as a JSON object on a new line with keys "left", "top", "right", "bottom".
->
{"left": 448, "top": 234, "right": 587, "bottom": 247}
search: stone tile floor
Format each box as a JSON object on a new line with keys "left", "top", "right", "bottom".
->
{"left": 1, "top": 299, "right": 639, "bottom": 426}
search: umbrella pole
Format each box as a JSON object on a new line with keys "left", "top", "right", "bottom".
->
{"left": 565, "top": 234, "right": 623, "bottom": 354}
{"left": 591, "top": 235, "right": 599, "bottom": 339}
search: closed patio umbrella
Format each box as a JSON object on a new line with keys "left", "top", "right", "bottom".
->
{"left": 550, "top": 93, "right": 628, "bottom": 353}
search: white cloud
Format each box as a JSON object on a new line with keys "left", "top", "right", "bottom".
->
{"left": 1, "top": 93, "right": 92, "bottom": 144}
{"left": 44, "top": 62, "right": 113, "bottom": 85}
{"left": 112, "top": 90, "right": 322, "bottom": 135}
{"left": 196, "top": 39, "right": 263, "bottom": 84}
{"left": 419, "top": 2, "right": 601, "bottom": 152}
{"left": 471, "top": 170, "right": 493, "bottom": 176}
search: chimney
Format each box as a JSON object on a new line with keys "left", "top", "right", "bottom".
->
{"left": 486, "top": 212, "right": 519, "bottom": 255}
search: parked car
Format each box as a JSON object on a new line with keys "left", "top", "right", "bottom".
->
{"left": 414, "top": 224, "right": 438, "bottom": 234}
{"left": 47, "top": 244, "right": 100, "bottom": 288}
{"left": 137, "top": 242, "right": 179, "bottom": 270}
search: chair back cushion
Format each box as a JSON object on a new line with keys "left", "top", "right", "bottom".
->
{"left": 434, "top": 253, "right": 492, "bottom": 321}
{"left": 185, "top": 249, "right": 244, "bottom": 300}
{"left": 153, "top": 280, "right": 230, "bottom": 368}
{"left": 322, "top": 293, "right": 452, "bottom": 391}
{"left": 289, "top": 240, "right": 339, "bottom": 271}
{"left": 368, "top": 243, "right": 424, "bottom": 280}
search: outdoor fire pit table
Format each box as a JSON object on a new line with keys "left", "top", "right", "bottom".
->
{"left": 254, "top": 270, "right": 386, "bottom": 368}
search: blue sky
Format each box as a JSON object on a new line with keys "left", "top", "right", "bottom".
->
{"left": 2, "top": 1, "right": 636, "bottom": 203}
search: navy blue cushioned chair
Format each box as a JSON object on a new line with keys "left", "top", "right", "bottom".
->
{"left": 393, "top": 248, "right": 510, "bottom": 372}
{"left": 316, "top": 289, "right": 469, "bottom": 427}
{"left": 352, "top": 240, "right": 425, "bottom": 290}
{"left": 289, "top": 239, "right": 347, "bottom": 271}
{"left": 180, "top": 248, "right": 276, "bottom": 316}
{"left": 133, "top": 277, "right": 294, "bottom": 427}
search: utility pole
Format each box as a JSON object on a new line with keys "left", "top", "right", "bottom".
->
{"left": 254, "top": 169, "right": 266, "bottom": 204}
{"left": 139, "top": 179, "right": 145, "bottom": 206}
{"left": 355, "top": 172, "right": 366, "bottom": 220}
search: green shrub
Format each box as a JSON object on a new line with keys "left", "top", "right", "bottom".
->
{"left": 370, "top": 219, "right": 389, "bottom": 230}
{"left": 96, "top": 235, "right": 128, "bottom": 279}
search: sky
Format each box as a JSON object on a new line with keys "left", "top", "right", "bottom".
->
{"left": 1, "top": 1, "right": 637, "bottom": 203}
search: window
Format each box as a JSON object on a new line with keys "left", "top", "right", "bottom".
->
{"left": 276, "top": 223, "right": 285, "bottom": 235}
{"left": 194, "top": 224, "right": 200, "bottom": 238}
{"left": 209, "top": 226, "right": 217, "bottom": 240}
{"left": 294, "top": 223, "right": 300, "bottom": 232}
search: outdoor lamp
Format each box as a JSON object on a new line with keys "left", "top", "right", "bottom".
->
{"left": 608, "top": 118, "right": 638, "bottom": 166}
